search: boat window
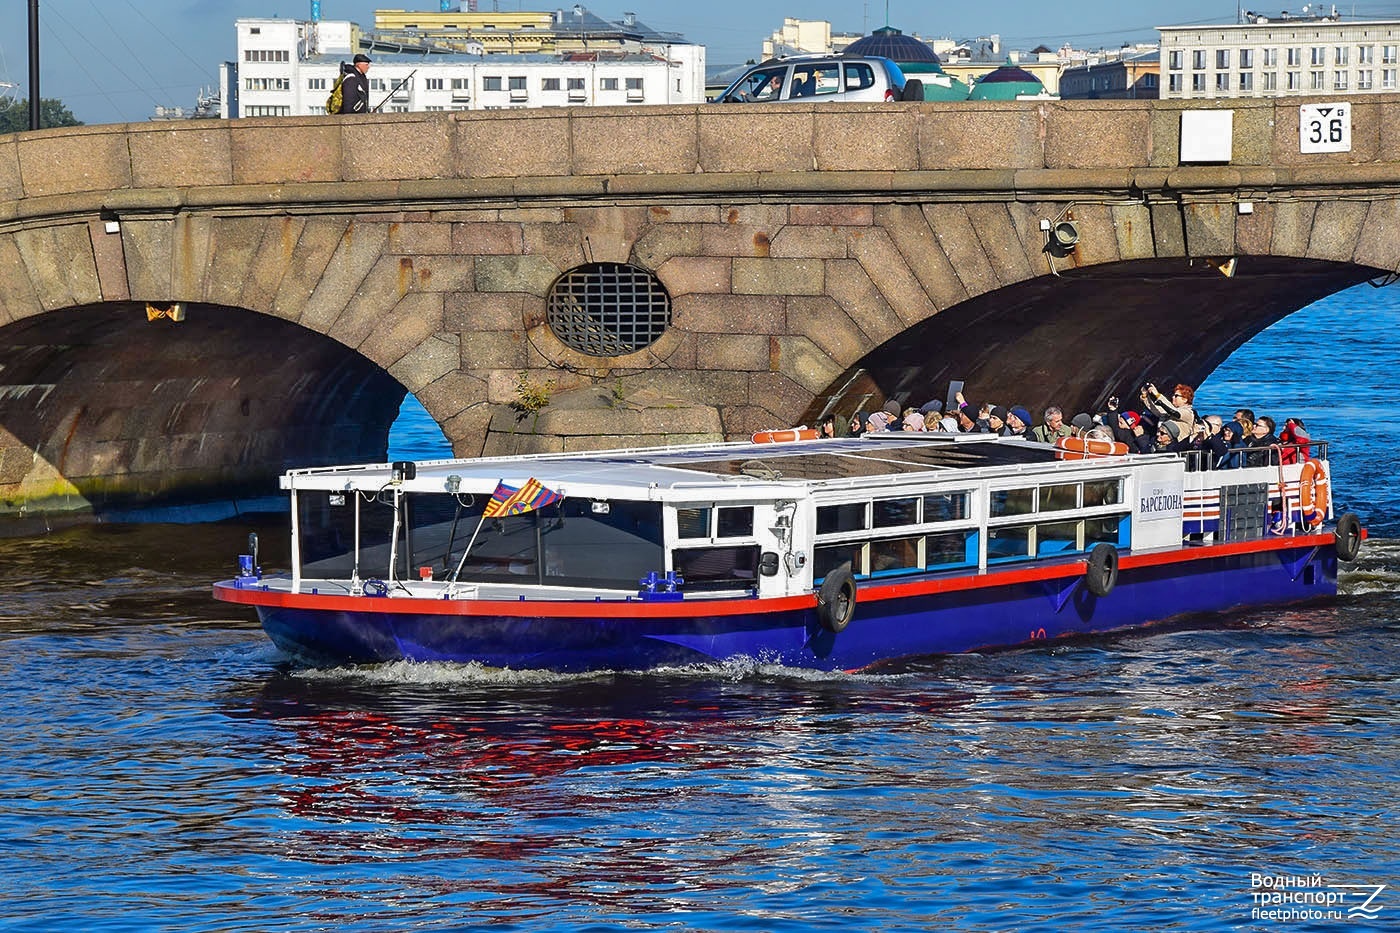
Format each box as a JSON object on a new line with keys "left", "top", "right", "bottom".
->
{"left": 873, "top": 496, "right": 919, "bottom": 528}
{"left": 672, "top": 545, "right": 760, "bottom": 591}
{"left": 716, "top": 506, "right": 755, "bottom": 538}
{"left": 814, "top": 542, "right": 864, "bottom": 580}
{"left": 990, "top": 487, "right": 1036, "bottom": 517}
{"left": 926, "top": 530, "right": 977, "bottom": 569}
{"left": 1086, "top": 516, "right": 1128, "bottom": 546}
{"left": 871, "top": 536, "right": 921, "bottom": 575}
{"left": 987, "top": 524, "right": 1034, "bottom": 561}
{"left": 923, "top": 491, "right": 970, "bottom": 523}
{"left": 1083, "top": 479, "right": 1122, "bottom": 507}
{"left": 298, "top": 490, "right": 396, "bottom": 579}
{"left": 1036, "top": 520, "right": 1081, "bottom": 556}
{"left": 817, "top": 502, "right": 868, "bottom": 534}
{"left": 676, "top": 506, "right": 710, "bottom": 538}
{"left": 1039, "top": 483, "right": 1080, "bottom": 512}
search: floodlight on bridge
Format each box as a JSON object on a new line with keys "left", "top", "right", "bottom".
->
{"left": 1051, "top": 220, "right": 1079, "bottom": 250}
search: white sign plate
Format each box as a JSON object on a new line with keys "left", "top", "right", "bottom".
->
{"left": 1299, "top": 103, "right": 1351, "bottom": 153}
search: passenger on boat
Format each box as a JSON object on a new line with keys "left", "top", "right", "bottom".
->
{"left": 1029, "top": 406, "right": 1074, "bottom": 444}
{"left": 850, "top": 410, "right": 868, "bottom": 436}
{"left": 901, "top": 410, "right": 926, "bottom": 431}
{"left": 1245, "top": 415, "right": 1279, "bottom": 466}
{"left": 882, "top": 399, "right": 904, "bottom": 422}
{"left": 1141, "top": 382, "right": 1198, "bottom": 439}
{"left": 865, "top": 410, "right": 894, "bottom": 432}
{"left": 981, "top": 405, "right": 1009, "bottom": 435}
{"left": 1153, "top": 420, "right": 1186, "bottom": 453}
{"left": 1278, "top": 418, "right": 1311, "bottom": 464}
{"left": 1070, "top": 413, "right": 1095, "bottom": 436}
{"left": 951, "top": 392, "right": 979, "bottom": 431}
{"left": 1234, "top": 408, "right": 1256, "bottom": 438}
{"left": 1216, "top": 420, "right": 1248, "bottom": 468}
{"left": 1006, "top": 406, "right": 1033, "bottom": 439}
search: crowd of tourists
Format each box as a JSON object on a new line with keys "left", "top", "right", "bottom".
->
{"left": 817, "top": 382, "right": 1315, "bottom": 469}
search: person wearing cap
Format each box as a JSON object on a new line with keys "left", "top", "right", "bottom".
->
{"left": 340, "top": 53, "right": 372, "bottom": 114}
{"left": 1006, "top": 406, "right": 1033, "bottom": 439}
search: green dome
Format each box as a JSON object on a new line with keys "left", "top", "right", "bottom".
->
{"left": 967, "top": 63, "right": 1048, "bottom": 100}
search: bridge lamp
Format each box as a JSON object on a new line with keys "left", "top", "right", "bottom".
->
{"left": 1050, "top": 220, "right": 1079, "bottom": 250}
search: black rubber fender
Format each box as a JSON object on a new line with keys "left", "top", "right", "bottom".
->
{"left": 816, "top": 563, "right": 857, "bottom": 633}
{"left": 901, "top": 78, "right": 925, "bottom": 102}
{"left": 1334, "top": 512, "right": 1363, "bottom": 562}
{"left": 1085, "top": 543, "right": 1119, "bottom": 598}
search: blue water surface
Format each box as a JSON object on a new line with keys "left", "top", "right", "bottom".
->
{"left": 0, "top": 284, "right": 1396, "bottom": 931}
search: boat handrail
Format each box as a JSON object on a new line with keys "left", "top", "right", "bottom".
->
{"left": 1177, "top": 440, "right": 1326, "bottom": 473}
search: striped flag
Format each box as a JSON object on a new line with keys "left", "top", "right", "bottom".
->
{"left": 483, "top": 478, "right": 562, "bottom": 518}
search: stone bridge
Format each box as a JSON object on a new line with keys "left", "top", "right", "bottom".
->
{"left": 2, "top": 97, "right": 1399, "bottom": 522}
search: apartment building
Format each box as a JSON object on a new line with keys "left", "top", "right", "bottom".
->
{"left": 221, "top": 12, "right": 705, "bottom": 119}
{"left": 1159, "top": 16, "right": 1400, "bottom": 99}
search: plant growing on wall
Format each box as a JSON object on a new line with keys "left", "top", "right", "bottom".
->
{"left": 510, "top": 371, "right": 553, "bottom": 434}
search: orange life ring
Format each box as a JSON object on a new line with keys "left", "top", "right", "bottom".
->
{"left": 1299, "top": 459, "right": 1330, "bottom": 528}
{"left": 1053, "top": 435, "right": 1130, "bottom": 460}
{"left": 751, "top": 427, "right": 819, "bottom": 444}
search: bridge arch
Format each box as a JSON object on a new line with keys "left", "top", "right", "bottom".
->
{"left": 2, "top": 100, "right": 1400, "bottom": 518}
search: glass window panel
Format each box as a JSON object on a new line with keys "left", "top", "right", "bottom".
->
{"left": 873, "top": 497, "right": 919, "bottom": 528}
{"left": 1086, "top": 516, "right": 1126, "bottom": 547}
{"left": 1039, "top": 483, "right": 1079, "bottom": 512}
{"left": 1036, "top": 520, "right": 1081, "bottom": 556}
{"left": 871, "top": 537, "right": 920, "bottom": 574}
{"left": 717, "top": 506, "right": 754, "bottom": 538}
{"left": 990, "top": 488, "right": 1035, "bottom": 517}
{"left": 672, "top": 545, "right": 760, "bottom": 591}
{"left": 817, "top": 502, "right": 867, "bottom": 534}
{"left": 923, "top": 491, "right": 970, "bottom": 523}
{"left": 676, "top": 507, "right": 710, "bottom": 539}
{"left": 926, "top": 531, "right": 973, "bottom": 568}
{"left": 987, "top": 524, "right": 1033, "bottom": 561}
{"left": 813, "top": 543, "right": 863, "bottom": 580}
{"left": 1083, "top": 479, "right": 1122, "bottom": 507}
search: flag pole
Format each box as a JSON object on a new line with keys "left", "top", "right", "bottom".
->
{"left": 447, "top": 511, "right": 491, "bottom": 589}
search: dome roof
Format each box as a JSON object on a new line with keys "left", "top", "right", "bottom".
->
{"left": 844, "top": 26, "right": 940, "bottom": 64}
{"left": 968, "top": 63, "right": 1047, "bottom": 100}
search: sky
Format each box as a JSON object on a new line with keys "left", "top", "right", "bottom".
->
{"left": 4, "top": 1, "right": 1400, "bottom": 125}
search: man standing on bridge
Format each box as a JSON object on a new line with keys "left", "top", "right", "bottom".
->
{"left": 339, "top": 53, "right": 372, "bottom": 114}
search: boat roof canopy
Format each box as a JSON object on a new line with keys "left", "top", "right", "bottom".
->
{"left": 281, "top": 433, "right": 1123, "bottom": 498}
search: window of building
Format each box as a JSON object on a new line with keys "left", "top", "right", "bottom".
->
{"left": 1169, "top": 50, "right": 1183, "bottom": 70}
{"left": 1288, "top": 47, "right": 1302, "bottom": 67}
{"left": 1358, "top": 69, "right": 1374, "bottom": 89}
{"left": 1216, "top": 49, "right": 1231, "bottom": 69}
{"left": 1192, "top": 73, "right": 1207, "bottom": 92}
{"left": 1263, "top": 71, "right": 1277, "bottom": 91}
{"left": 1240, "top": 49, "right": 1254, "bottom": 69}
{"left": 1335, "top": 46, "right": 1349, "bottom": 65}
{"left": 243, "top": 105, "right": 290, "bottom": 117}
{"left": 1385, "top": 68, "right": 1398, "bottom": 89}
{"left": 1239, "top": 72, "right": 1254, "bottom": 91}
{"left": 1169, "top": 73, "right": 1183, "bottom": 93}
{"left": 426, "top": 77, "right": 444, "bottom": 90}
{"left": 425, "top": 105, "right": 445, "bottom": 111}
{"left": 1263, "top": 48, "right": 1278, "bottom": 67}
{"left": 1334, "top": 70, "right": 1349, "bottom": 90}
{"left": 1385, "top": 45, "right": 1398, "bottom": 64}
{"left": 483, "top": 76, "right": 502, "bottom": 91}
{"left": 308, "top": 77, "right": 326, "bottom": 90}
{"left": 244, "top": 49, "right": 290, "bottom": 63}
{"left": 600, "top": 77, "right": 619, "bottom": 91}
{"left": 1192, "top": 49, "right": 1207, "bottom": 69}
{"left": 451, "top": 77, "right": 470, "bottom": 98}
{"left": 542, "top": 77, "right": 561, "bottom": 91}
{"left": 1288, "top": 71, "right": 1302, "bottom": 90}
{"left": 508, "top": 76, "right": 527, "bottom": 91}
{"left": 1359, "top": 45, "right": 1375, "bottom": 65}
{"left": 625, "top": 76, "right": 643, "bottom": 99}
{"left": 244, "top": 77, "right": 290, "bottom": 92}
{"left": 1311, "top": 70, "right": 1326, "bottom": 90}
{"left": 1216, "top": 73, "right": 1230, "bottom": 92}
{"left": 1311, "top": 47, "right": 1325, "bottom": 66}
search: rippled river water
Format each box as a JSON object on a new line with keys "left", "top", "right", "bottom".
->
{"left": 1, "top": 286, "right": 1397, "bottom": 931}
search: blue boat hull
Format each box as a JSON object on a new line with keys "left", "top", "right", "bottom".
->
{"left": 234, "top": 541, "right": 1338, "bottom": 672}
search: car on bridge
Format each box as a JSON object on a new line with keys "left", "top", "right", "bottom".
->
{"left": 713, "top": 54, "right": 923, "bottom": 104}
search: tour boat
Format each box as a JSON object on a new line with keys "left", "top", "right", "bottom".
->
{"left": 213, "top": 433, "right": 1363, "bottom": 672}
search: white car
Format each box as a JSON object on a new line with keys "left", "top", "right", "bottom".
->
{"left": 714, "top": 54, "right": 923, "bottom": 104}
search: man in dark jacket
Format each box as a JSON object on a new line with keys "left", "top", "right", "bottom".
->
{"left": 339, "top": 53, "right": 372, "bottom": 114}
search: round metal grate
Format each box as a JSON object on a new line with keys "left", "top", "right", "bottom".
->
{"left": 546, "top": 262, "right": 671, "bottom": 357}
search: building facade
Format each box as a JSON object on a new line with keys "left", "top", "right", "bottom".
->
{"left": 1058, "top": 51, "right": 1160, "bottom": 99}
{"left": 221, "top": 12, "right": 705, "bottom": 119}
{"left": 1159, "top": 17, "right": 1400, "bottom": 99}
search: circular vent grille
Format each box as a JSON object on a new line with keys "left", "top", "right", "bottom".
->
{"left": 546, "top": 262, "right": 671, "bottom": 357}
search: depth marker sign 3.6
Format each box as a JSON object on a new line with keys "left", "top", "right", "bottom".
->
{"left": 1299, "top": 103, "right": 1351, "bottom": 153}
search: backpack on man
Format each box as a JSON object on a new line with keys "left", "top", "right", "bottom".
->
{"left": 326, "top": 64, "right": 350, "bottom": 114}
